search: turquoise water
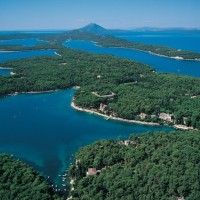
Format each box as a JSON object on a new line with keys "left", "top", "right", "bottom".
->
{"left": 0, "top": 34, "right": 198, "bottom": 189}
{"left": 0, "top": 90, "right": 172, "bottom": 186}
{"left": 64, "top": 40, "right": 200, "bottom": 78}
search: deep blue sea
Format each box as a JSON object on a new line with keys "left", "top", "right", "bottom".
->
{"left": 0, "top": 32, "right": 199, "bottom": 189}
{"left": 64, "top": 39, "right": 200, "bottom": 78}
{"left": 113, "top": 31, "right": 200, "bottom": 53}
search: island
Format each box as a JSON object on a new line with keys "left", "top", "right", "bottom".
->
{"left": 68, "top": 130, "right": 200, "bottom": 200}
{"left": 1, "top": 23, "right": 200, "bottom": 60}
{"left": 0, "top": 45, "right": 200, "bottom": 130}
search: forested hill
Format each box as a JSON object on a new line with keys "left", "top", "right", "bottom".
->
{"left": 64, "top": 30, "right": 200, "bottom": 60}
{"left": 0, "top": 47, "right": 200, "bottom": 129}
{"left": 0, "top": 24, "right": 200, "bottom": 60}
{"left": 0, "top": 154, "right": 63, "bottom": 200}
{"left": 68, "top": 131, "right": 200, "bottom": 200}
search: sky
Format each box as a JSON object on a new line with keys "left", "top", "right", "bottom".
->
{"left": 0, "top": 0, "right": 200, "bottom": 30}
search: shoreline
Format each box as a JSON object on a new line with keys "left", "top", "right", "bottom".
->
{"left": 8, "top": 89, "right": 59, "bottom": 97}
{"left": 71, "top": 100, "right": 160, "bottom": 126}
{"left": 71, "top": 99, "right": 197, "bottom": 130}
{"left": 89, "top": 41, "right": 200, "bottom": 62}
{"left": 0, "top": 67, "right": 13, "bottom": 69}
{"left": 0, "top": 50, "right": 18, "bottom": 53}
{"left": 1, "top": 85, "right": 197, "bottom": 131}
{"left": 55, "top": 52, "right": 61, "bottom": 56}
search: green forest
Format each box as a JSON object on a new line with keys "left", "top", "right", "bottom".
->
{"left": 0, "top": 46, "right": 200, "bottom": 129}
{"left": 0, "top": 154, "right": 63, "bottom": 200}
{"left": 68, "top": 130, "right": 200, "bottom": 200}
{"left": 1, "top": 27, "right": 200, "bottom": 60}
{"left": 65, "top": 31, "right": 200, "bottom": 60}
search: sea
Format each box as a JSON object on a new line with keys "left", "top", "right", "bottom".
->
{"left": 0, "top": 31, "right": 199, "bottom": 190}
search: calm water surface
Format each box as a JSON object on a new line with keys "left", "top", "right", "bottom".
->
{"left": 113, "top": 31, "right": 200, "bottom": 53}
{"left": 0, "top": 34, "right": 197, "bottom": 187}
{"left": 64, "top": 40, "right": 200, "bottom": 78}
{"left": 0, "top": 89, "right": 172, "bottom": 186}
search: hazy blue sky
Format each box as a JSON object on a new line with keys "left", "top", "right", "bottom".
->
{"left": 0, "top": 0, "right": 200, "bottom": 30}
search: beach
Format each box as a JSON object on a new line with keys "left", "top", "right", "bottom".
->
{"left": 71, "top": 99, "right": 160, "bottom": 126}
{"left": 71, "top": 98, "right": 197, "bottom": 130}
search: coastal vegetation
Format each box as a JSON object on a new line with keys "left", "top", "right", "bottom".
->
{"left": 68, "top": 130, "right": 200, "bottom": 200}
{"left": 1, "top": 24, "right": 200, "bottom": 60}
{"left": 0, "top": 43, "right": 60, "bottom": 52}
{"left": 0, "top": 46, "right": 200, "bottom": 129}
{"left": 66, "top": 31, "right": 200, "bottom": 60}
{"left": 0, "top": 154, "right": 63, "bottom": 200}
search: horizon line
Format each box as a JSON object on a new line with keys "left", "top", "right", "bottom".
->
{"left": 0, "top": 25, "right": 200, "bottom": 32}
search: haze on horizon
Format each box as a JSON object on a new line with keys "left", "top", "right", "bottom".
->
{"left": 0, "top": 0, "right": 200, "bottom": 31}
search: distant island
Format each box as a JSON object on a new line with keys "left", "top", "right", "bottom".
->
{"left": 0, "top": 23, "right": 200, "bottom": 60}
{"left": 65, "top": 23, "right": 200, "bottom": 61}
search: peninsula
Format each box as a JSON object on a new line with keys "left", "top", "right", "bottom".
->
{"left": 1, "top": 24, "right": 200, "bottom": 60}
{"left": 0, "top": 45, "right": 200, "bottom": 130}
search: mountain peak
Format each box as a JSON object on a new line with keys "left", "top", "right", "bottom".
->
{"left": 78, "top": 23, "right": 108, "bottom": 34}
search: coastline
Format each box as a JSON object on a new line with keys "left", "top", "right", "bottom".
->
{"left": 7, "top": 89, "right": 59, "bottom": 97}
{"left": 71, "top": 98, "right": 197, "bottom": 130}
{"left": 0, "top": 50, "right": 19, "bottom": 53}
{"left": 0, "top": 67, "right": 13, "bottom": 69}
{"left": 71, "top": 99, "right": 160, "bottom": 126}
{"left": 90, "top": 42, "right": 200, "bottom": 62}
{"left": 55, "top": 52, "right": 61, "bottom": 56}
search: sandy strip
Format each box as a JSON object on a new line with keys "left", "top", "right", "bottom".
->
{"left": 174, "top": 124, "right": 197, "bottom": 131}
{"left": 91, "top": 42, "right": 200, "bottom": 61}
{"left": 55, "top": 52, "right": 61, "bottom": 56}
{"left": 0, "top": 50, "right": 18, "bottom": 53}
{"left": 71, "top": 100, "right": 159, "bottom": 126}
{"left": 0, "top": 67, "right": 13, "bottom": 69}
{"left": 71, "top": 99, "right": 199, "bottom": 130}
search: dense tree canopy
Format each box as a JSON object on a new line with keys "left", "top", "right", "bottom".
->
{"left": 0, "top": 46, "right": 200, "bottom": 128}
{"left": 0, "top": 28, "right": 200, "bottom": 59}
{"left": 0, "top": 154, "right": 63, "bottom": 200}
{"left": 69, "top": 131, "right": 200, "bottom": 200}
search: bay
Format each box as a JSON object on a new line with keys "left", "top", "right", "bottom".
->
{"left": 0, "top": 89, "right": 172, "bottom": 187}
{"left": 0, "top": 34, "right": 195, "bottom": 189}
{"left": 64, "top": 40, "right": 200, "bottom": 78}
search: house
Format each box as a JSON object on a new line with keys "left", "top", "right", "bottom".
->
{"left": 159, "top": 113, "right": 174, "bottom": 122}
{"left": 177, "top": 197, "right": 184, "bottom": 200}
{"left": 87, "top": 168, "right": 97, "bottom": 176}
{"left": 139, "top": 113, "right": 147, "bottom": 120}
{"left": 99, "top": 103, "right": 107, "bottom": 112}
{"left": 119, "top": 140, "right": 136, "bottom": 146}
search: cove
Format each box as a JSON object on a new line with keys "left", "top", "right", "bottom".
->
{"left": 64, "top": 40, "right": 200, "bottom": 78}
{"left": 0, "top": 89, "right": 173, "bottom": 186}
